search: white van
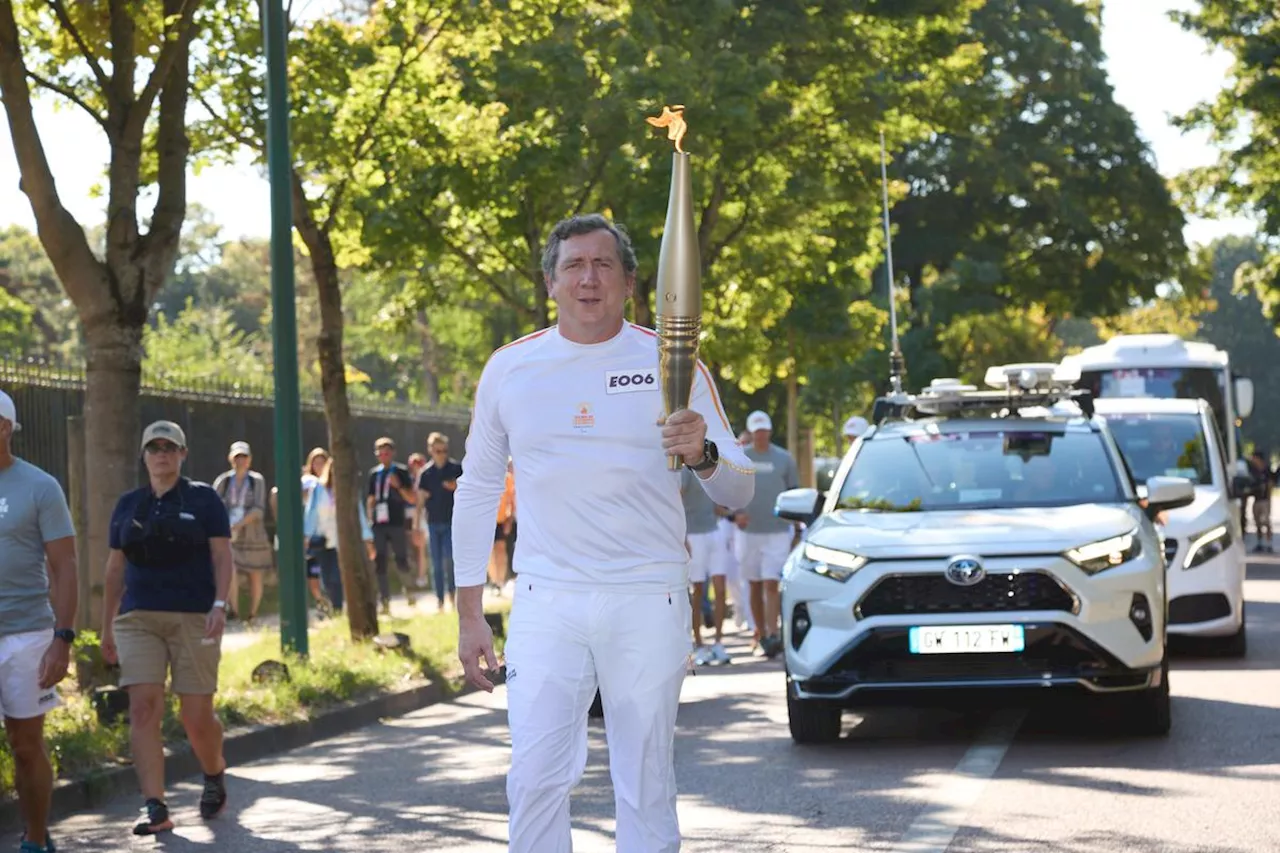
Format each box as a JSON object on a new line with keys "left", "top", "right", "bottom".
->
{"left": 1093, "top": 397, "right": 1248, "bottom": 656}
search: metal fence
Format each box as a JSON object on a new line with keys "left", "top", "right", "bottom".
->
{"left": 0, "top": 356, "right": 472, "bottom": 495}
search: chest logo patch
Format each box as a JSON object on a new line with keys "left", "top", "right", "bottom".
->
{"left": 605, "top": 367, "right": 658, "bottom": 394}
{"left": 573, "top": 403, "right": 595, "bottom": 431}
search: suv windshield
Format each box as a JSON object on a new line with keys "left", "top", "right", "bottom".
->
{"left": 837, "top": 427, "right": 1125, "bottom": 511}
{"left": 1102, "top": 412, "right": 1213, "bottom": 486}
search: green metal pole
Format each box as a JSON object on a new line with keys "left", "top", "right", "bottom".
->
{"left": 263, "top": 0, "right": 307, "bottom": 657}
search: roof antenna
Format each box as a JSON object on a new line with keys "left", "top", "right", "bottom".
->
{"left": 880, "top": 128, "right": 905, "bottom": 396}
{"left": 872, "top": 129, "right": 909, "bottom": 425}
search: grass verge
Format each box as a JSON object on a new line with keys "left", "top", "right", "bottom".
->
{"left": 0, "top": 603, "right": 507, "bottom": 800}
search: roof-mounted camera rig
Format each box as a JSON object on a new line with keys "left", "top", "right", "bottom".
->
{"left": 873, "top": 363, "right": 1096, "bottom": 424}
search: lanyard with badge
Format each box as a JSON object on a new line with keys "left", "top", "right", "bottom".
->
{"left": 375, "top": 466, "right": 395, "bottom": 524}
{"left": 228, "top": 474, "right": 250, "bottom": 527}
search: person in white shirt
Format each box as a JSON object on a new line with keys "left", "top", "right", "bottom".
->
{"left": 453, "top": 213, "right": 754, "bottom": 853}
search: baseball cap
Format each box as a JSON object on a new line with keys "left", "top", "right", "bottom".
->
{"left": 842, "top": 415, "right": 868, "bottom": 438}
{"left": 746, "top": 410, "right": 772, "bottom": 432}
{"left": 0, "top": 389, "right": 20, "bottom": 432}
{"left": 140, "top": 421, "right": 186, "bottom": 451}
{"left": 228, "top": 440, "right": 252, "bottom": 460}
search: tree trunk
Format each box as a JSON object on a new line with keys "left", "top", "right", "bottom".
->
{"left": 294, "top": 176, "right": 379, "bottom": 640}
{"left": 82, "top": 317, "right": 145, "bottom": 626}
{"left": 415, "top": 308, "right": 441, "bottom": 407}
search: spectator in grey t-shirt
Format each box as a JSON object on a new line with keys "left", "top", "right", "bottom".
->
{"left": 682, "top": 468, "right": 731, "bottom": 664}
{"left": 730, "top": 410, "right": 799, "bottom": 657}
{"left": 0, "top": 388, "right": 78, "bottom": 853}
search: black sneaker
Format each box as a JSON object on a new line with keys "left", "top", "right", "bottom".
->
{"left": 133, "top": 798, "right": 173, "bottom": 835}
{"left": 200, "top": 770, "right": 228, "bottom": 819}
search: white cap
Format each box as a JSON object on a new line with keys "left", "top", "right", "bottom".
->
{"left": 228, "top": 440, "right": 252, "bottom": 460}
{"left": 141, "top": 420, "right": 186, "bottom": 451}
{"left": 842, "top": 415, "right": 868, "bottom": 438}
{"left": 0, "top": 389, "right": 19, "bottom": 432}
{"left": 746, "top": 410, "right": 772, "bottom": 432}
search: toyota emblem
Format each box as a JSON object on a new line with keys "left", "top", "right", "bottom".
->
{"left": 945, "top": 556, "right": 986, "bottom": 586}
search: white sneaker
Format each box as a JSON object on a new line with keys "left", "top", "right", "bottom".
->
{"left": 693, "top": 646, "right": 713, "bottom": 666}
{"left": 710, "top": 643, "right": 731, "bottom": 665}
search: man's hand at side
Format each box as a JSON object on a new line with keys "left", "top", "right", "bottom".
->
{"left": 459, "top": 614, "right": 499, "bottom": 692}
{"left": 37, "top": 639, "right": 70, "bottom": 689}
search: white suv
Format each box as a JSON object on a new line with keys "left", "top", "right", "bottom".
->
{"left": 776, "top": 366, "right": 1195, "bottom": 744}
{"left": 1094, "top": 398, "right": 1248, "bottom": 656}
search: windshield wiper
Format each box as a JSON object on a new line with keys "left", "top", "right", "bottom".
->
{"left": 836, "top": 497, "right": 924, "bottom": 513}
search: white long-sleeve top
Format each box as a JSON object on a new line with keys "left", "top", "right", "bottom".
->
{"left": 452, "top": 322, "right": 755, "bottom": 592}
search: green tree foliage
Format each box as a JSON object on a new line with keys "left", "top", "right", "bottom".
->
{"left": 0, "top": 225, "right": 80, "bottom": 359}
{"left": 1195, "top": 236, "right": 1280, "bottom": 454}
{"left": 1174, "top": 2, "right": 1278, "bottom": 273}
{"left": 890, "top": 0, "right": 1188, "bottom": 390}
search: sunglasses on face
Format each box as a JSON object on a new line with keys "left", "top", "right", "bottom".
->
{"left": 145, "top": 442, "right": 181, "bottom": 455}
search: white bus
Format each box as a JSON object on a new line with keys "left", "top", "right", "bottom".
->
{"left": 1061, "top": 334, "right": 1255, "bottom": 466}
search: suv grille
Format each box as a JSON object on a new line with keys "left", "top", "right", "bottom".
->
{"left": 1163, "top": 538, "right": 1179, "bottom": 566}
{"left": 857, "top": 572, "right": 1076, "bottom": 618}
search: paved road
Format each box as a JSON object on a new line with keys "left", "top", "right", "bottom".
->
{"left": 39, "top": 558, "right": 1280, "bottom": 852}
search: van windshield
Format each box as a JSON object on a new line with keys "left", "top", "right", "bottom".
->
{"left": 1078, "top": 367, "right": 1228, "bottom": 444}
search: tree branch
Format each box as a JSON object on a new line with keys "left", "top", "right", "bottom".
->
{"left": 321, "top": 7, "right": 452, "bottom": 233}
{"left": 122, "top": 0, "right": 200, "bottom": 144}
{"left": 438, "top": 229, "right": 533, "bottom": 318}
{"left": 0, "top": 0, "right": 103, "bottom": 310}
{"left": 141, "top": 0, "right": 194, "bottom": 305}
{"left": 569, "top": 148, "right": 612, "bottom": 217}
{"left": 705, "top": 198, "right": 753, "bottom": 274}
{"left": 46, "top": 0, "right": 112, "bottom": 99}
{"left": 193, "top": 87, "right": 262, "bottom": 151}
{"left": 24, "top": 70, "right": 107, "bottom": 130}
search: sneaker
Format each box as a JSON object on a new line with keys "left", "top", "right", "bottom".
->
{"left": 710, "top": 642, "right": 731, "bottom": 665}
{"left": 19, "top": 831, "right": 54, "bottom": 853}
{"left": 200, "top": 770, "right": 228, "bottom": 819}
{"left": 764, "top": 635, "right": 784, "bottom": 659}
{"left": 133, "top": 798, "right": 173, "bottom": 836}
{"left": 692, "top": 646, "right": 713, "bottom": 666}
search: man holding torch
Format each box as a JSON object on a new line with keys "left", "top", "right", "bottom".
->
{"left": 453, "top": 108, "right": 754, "bottom": 853}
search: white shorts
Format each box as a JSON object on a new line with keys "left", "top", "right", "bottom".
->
{"left": 0, "top": 630, "right": 62, "bottom": 720}
{"left": 686, "top": 529, "right": 727, "bottom": 583}
{"left": 735, "top": 530, "right": 795, "bottom": 582}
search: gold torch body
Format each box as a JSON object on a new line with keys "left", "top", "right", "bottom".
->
{"left": 654, "top": 149, "right": 702, "bottom": 470}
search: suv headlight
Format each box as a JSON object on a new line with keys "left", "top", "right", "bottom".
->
{"left": 1065, "top": 530, "right": 1142, "bottom": 574}
{"left": 788, "top": 543, "right": 867, "bottom": 582}
{"left": 1184, "top": 525, "right": 1232, "bottom": 570}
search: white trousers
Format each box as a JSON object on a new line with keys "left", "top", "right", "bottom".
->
{"left": 505, "top": 580, "right": 692, "bottom": 853}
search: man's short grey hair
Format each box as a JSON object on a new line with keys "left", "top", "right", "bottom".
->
{"left": 541, "top": 214, "right": 639, "bottom": 282}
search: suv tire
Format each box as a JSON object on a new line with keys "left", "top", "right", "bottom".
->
{"left": 787, "top": 687, "right": 842, "bottom": 744}
{"left": 1120, "top": 653, "right": 1170, "bottom": 737}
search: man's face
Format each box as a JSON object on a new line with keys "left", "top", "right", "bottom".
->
{"left": 546, "top": 230, "right": 633, "bottom": 333}
{"left": 0, "top": 416, "right": 12, "bottom": 448}
{"left": 752, "top": 428, "right": 771, "bottom": 446}
{"left": 430, "top": 442, "right": 449, "bottom": 464}
{"left": 144, "top": 440, "right": 186, "bottom": 478}
{"left": 376, "top": 444, "right": 395, "bottom": 465}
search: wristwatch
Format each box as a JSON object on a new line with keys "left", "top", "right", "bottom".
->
{"left": 212, "top": 599, "right": 229, "bottom": 613}
{"left": 53, "top": 628, "right": 76, "bottom": 644}
{"left": 686, "top": 439, "right": 720, "bottom": 473}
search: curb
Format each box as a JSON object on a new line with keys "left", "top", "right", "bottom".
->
{"left": 0, "top": 676, "right": 474, "bottom": 832}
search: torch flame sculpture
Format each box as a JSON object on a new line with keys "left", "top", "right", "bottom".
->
{"left": 647, "top": 105, "right": 701, "bottom": 470}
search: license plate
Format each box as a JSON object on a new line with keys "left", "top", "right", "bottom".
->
{"left": 908, "top": 624, "right": 1025, "bottom": 654}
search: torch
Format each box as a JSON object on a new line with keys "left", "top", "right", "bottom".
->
{"left": 647, "top": 105, "right": 701, "bottom": 471}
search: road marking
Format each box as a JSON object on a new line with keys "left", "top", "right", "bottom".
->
{"left": 892, "top": 708, "right": 1026, "bottom": 853}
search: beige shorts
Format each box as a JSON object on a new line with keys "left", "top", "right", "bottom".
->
{"left": 113, "top": 610, "right": 221, "bottom": 695}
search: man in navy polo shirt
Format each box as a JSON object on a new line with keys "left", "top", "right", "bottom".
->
{"left": 101, "top": 421, "right": 234, "bottom": 837}
{"left": 416, "top": 431, "right": 463, "bottom": 611}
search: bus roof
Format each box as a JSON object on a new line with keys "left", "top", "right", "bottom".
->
{"left": 1061, "top": 334, "right": 1228, "bottom": 370}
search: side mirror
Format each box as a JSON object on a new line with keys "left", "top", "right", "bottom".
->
{"left": 1235, "top": 376, "right": 1255, "bottom": 419}
{"left": 1146, "top": 475, "right": 1195, "bottom": 513}
{"left": 775, "top": 487, "right": 823, "bottom": 525}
